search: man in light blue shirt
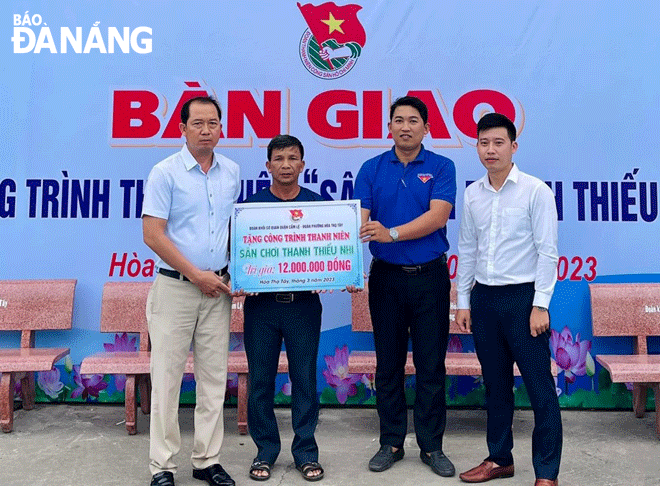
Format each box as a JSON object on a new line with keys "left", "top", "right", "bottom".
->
{"left": 142, "top": 96, "right": 240, "bottom": 486}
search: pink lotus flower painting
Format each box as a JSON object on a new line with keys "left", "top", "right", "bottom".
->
{"left": 322, "top": 345, "right": 360, "bottom": 404}
{"left": 104, "top": 333, "right": 138, "bottom": 391}
{"left": 361, "top": 373, "right": 375, "bottom": 391}
{"left": 447, "top": 335, "right": 463, "bottom": 353}
{"left": 281, "top": 376, "right": 292, "bottom": 396}
{"left": 103, "top": 332, "right": 137, "bottom": 352}
{"left": 550, "top": 326, "right": 592, "bottom": 385}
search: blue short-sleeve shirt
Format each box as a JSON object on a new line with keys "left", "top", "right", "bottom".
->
{"left": 142, "top": 144, "right": 241, "bottom": 271}
{"left": 354, "top": 145, "right": 456, "bottom": 264}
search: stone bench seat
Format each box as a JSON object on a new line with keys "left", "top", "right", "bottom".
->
{"left": 79, "top": 283, "right": 290, "bottom": 435}
{"left": 348, "top": 350, "right": 553, "bottom": 376}
{"left": 0, "top": 279, "right": 76, "bottom": 433}
{"left": 81, "top": 349, "right": 289, "bottom": 435}
{"left": 0, "top": 348, "right": 71, "bottom": 373}
{"left": 349, "top": 282, "right": 557, "bottom": 386}
{"left": 595, "top": 355, "right": 660, "bottom": 383}
{"left": 590, "top": 283, "right": 660, "bottom": 438}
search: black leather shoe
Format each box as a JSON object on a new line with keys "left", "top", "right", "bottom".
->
{"left": 151, "top": 471, "right": 175, "bottom": 486}
{"left": 368, "top": 445, "right": 405, "bottom": 472}
{"left": 420, "top": 450, "right": 455, "bottom": 477}
{"left": 192, "top": 464, "right": 235, "bottom": 486}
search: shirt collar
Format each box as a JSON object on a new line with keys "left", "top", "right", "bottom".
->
{"left": 181, "top": 143, "right": 217, "bottom": 172}
{"left": 479, "top": 163, "right": 519, "bottom": 192}
{"left": 387, "top": 144, "right": 427, "bottom": 164}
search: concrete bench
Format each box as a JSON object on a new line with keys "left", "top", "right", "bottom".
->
{"left": 0, "top": 279, "right": 76, "bottom": 432}
{"left": 349, "top": 282, "right": 557, "bottom": 379}
{"left": 79, "top": 282, "right": 154, "bottom": 435}
{"left": 80, "top": 282, "right": 288, "bottom": 435}
{"left": 590, "top": 283, "right": 660, "bottom": 438}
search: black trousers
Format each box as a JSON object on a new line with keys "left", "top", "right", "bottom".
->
{"left": 243, "top": 292, "right": 322, "bottom": 466}
{"left": 470, "top": 282, "right": 562, "bottom": 480}
{"left": 368, "top": 256, "right": 450, "bottom": 452}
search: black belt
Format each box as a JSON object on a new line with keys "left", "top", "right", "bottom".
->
{"left": 374, "top": 254, "right": 447, "bottom": 275}
{"left": 275, "top": 293, "right": 296, "bottom": 303}
{"left": 158, "top": 266, "right": 228, "bottom": 282}
{"left": 252, "top": 291, "right": 313, "bottom": 304}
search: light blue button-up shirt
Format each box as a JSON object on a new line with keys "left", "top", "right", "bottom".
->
{"left": 142, "top": 143, "right": 240, "bottom": 272}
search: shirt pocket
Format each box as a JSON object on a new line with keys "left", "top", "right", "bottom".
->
{"left": 501, "top": 207, "right": 529, "bottom": 238}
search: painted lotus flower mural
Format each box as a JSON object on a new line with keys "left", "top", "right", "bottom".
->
{"left": 448, "top": 335, "right": 463, "bottom": 353}
{"left": 361, "top": 373, "right": 375, "bottom": 391}
{"left": 104, "top": 333, "right": 138, "bottom": 391}
{"left": 281, "top": 376, "right": 292, "bottom": 396}
{"left": 37, "top": 367, "right": 65, "bottom": 399}
{"left": 71, "top": 365, "right": 108, "bottom": 400}
{"left": 103, "top": 332, "right": 137, "bottom": 352}
{"left": 322, "top": 345, "right": 360, "bottom": 404}
{"left": 550, "top": 326, "right": 593, "bottom": 386}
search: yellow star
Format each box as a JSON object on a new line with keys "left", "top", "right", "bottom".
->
{"left": 321, "top": 12, "right": 345, "bottom": 34}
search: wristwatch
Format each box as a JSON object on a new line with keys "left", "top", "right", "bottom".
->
{"left": 534, "top": 306, "right": 548, "bottom": 312}
{"left": 389, "top": 228, "right": 399, "bottom": 242}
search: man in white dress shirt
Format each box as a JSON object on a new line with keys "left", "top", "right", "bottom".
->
{"left": 142, "top": 96, "right": 239, "bottom": 486}
{"left": 455, "top": 113, "right": 561, "bottom": 486}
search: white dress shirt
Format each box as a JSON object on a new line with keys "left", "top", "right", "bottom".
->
{"left": 142, "top": 143, "right": 241, "bottom": 272}
{"left": 456, "top": 163, "right": 558, "bottom": 309}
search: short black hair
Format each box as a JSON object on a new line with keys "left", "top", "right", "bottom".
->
{"left": 477, "top": 113, "right": 517, "bottom": 141}
{"left": 267, "top": 134, "right": 304, "bottom": 161}
{"left": 180, "top": 96, "right": 222, "bottom": 125}
{"left": 389, "top": 96, "right": 428, "bottom": 124}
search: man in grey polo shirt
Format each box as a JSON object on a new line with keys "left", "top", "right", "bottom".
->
{"left": 142, "top": 96, "right": 240, "bottom": 486}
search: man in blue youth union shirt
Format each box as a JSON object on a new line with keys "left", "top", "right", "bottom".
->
{"left": 353, "top": 96, "right": 457, "bottom": 477}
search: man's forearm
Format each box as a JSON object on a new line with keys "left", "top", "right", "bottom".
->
{"left": 392, "top": 200, "right": 452, "bottom": 242}
{"left": 145, "top": 233, "right": 201, "bottom": 279}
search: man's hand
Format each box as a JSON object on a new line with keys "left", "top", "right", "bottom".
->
{"left": 343, "top": 285, "right": 363, "bottom": 293}
{"left": 190, "top": 271, "right": 231, "bottom": 297}
{"left": 530, "top": 307, "right": 550, "bottom": 337}
{"left": 454, "top": 309, "right": 471, "bottom": 332}
{"left": 320, "top": 45, "right": 351, "bottom": 61}
{"left": 360, "top": 220, "right": 391, "bottom": 243}
{"left": 232, "top": 289, "right": 258, "bottom": 298}
{"left": 343, "top": 272, "right": 367, "bottom": 293}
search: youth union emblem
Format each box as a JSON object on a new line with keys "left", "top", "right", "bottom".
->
{"left": 297, "top": 2, "right": 366, "bottom": 79}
